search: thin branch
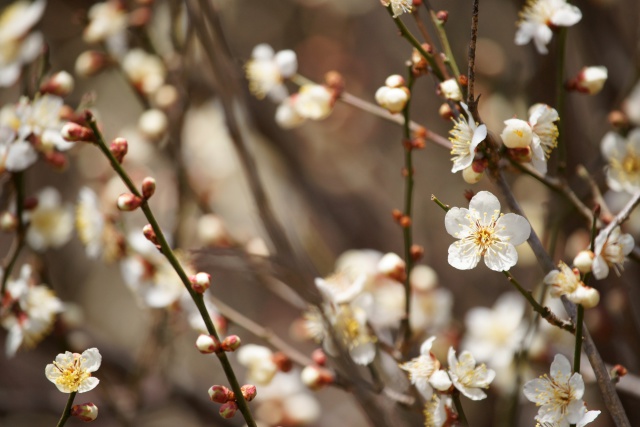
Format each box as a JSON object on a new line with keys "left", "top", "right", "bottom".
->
{"left": 466, "top": 0, "right": 479, "bottom": 108}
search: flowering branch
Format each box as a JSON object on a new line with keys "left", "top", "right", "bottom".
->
{"left": 600, "top": 189, "right": 640, "bottom": 239}
{"left": 55, "top": 391, "right": 77, "bottom": 427}
{"left": 85, "top": 114, "right": 257, "bottom": 427}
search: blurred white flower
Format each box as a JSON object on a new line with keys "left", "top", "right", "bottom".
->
{"left": 439, "top": 78, "right": 462, "bottom": 102}
{"left": 76, "top": 187, "right": 105, "bottom": 259}
{"left": 529, "top": 103, "right": 559, "bottom": 175}
{"left": 315, "top": 272, "right": 366, "bottom": 304}
{"left": 449, "top": 103, "right": 487, "bottom": 173}
{"left": 237, "top": 344, "right": 278, "bottom": 385}
{"left": 25, "top": 187, "right": 74, "bottom": 251}
{"left": 245, "top": 44, "right": 297, "bottom": 102}
{"left": 544, "top": 262, "right": 600, "bottom": 308}
{"left": 601, "top": 129, "right": 640, "bottom": 193}
{"left": 447, "top": 347, "right": 495, "bottom": 400}
{"left": 381, "top": 0, "right": 412, "bottom": 18}
{"left": 83, "top": 0, "right": 128, "bottom": 55}
{"left": 423, "top": 394, "right": 452, "bottom": 427}
{"left": 122, "top": 49, "right": 166, "bottom": 95}
{"left": 45, "top": 348, "right": 101, "bottom": 393}
{"left": 1, "top": 264, "right": 63, "bottom": 357}
{"left": 523, "top": 354, "right": 600, "bottom": 426}
{"left": 573, "top": 66, "right": 608, "bottom": 95}
{"left": 275, "top": 96, "right": 306, "bottom": 129}
{"left": 592, "top": 226, "right": 634, "bottom": 280}
{"left": 0, "top": 0, "right": 46, "bottom": 86}
{"left": 399, "top": 337, "right": 452, "bottom": 399}
{"left": 295, "top": 84, "right": 333, "bottom": 120}
{"left": 444, "top": 191, "right": 531, "bottom": 271}
{"left": 515, "top": 0, "right": 582, "bottom": 54}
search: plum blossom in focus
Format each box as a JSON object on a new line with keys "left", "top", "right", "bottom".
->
{"left": 591, "top": 226, "right": 634, "bottom": 280}
{"left": 544, "top": 262, "right": 600, "bottom": 308}
{"left": 45, "top": 348, "right": 102, "bottom": 393}
{"left": 381, "top": 0, "right": 412, "bottom": 18}
{"left": 515, "top": 0, "right": 582, "bottom": 54}
{"left": 399, "top": 337, "right": 452, "bottom": 399}
{"left": 447, "top": 347, "right": 495, "bottom": 400}
{"left": 449, "top": 103, "right": 487, "bottom": 173}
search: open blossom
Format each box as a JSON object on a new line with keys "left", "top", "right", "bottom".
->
{"left": 515, "top": 0, "right": 582, "bottom": 55}
{"left": 447, "top": 347, "right": 495, "bottom": 400}
{"left": 245, "top": 43, "right": 297, "bottom": 102}
{"left": 444, "top": 191, "right": 531, "bottom": 271}
{"left": 399, "top": 337, "right": 452, "bottom": 399}
{"left": 1, "top": 264, "right": 64, "bottom": 357}
{"left": 524, "top": 354, "right": 600, "bottom": 427}
{"left": 423, "top": 394, "right": 452, "bottom": 427}
{"left": 276, "top": 84, "right": 333, "bottom": 127}
{"left": 122, "top": 49, "right": 166, "bottom": 95}
{"left": 45, "top": 348, "right": 102, "bottom": 393}
{"left": 83, "top": 0, "right": 127, "bottom": 45}
{"left": 315, "top": 273, "right": 366, "bottom": 304}
{"left": 76, "top": 187, "right": 105, "bottom": 259}
{"left": 601, "top": 129, "right": 640, "bottom": 193}
{"left": 529, "top": 103, "right": 559, "bottom": 175}
{"left": 591, "top": 226, "right": 634, "bottom": 280}
{"left": 449, "top": 103, "right": 487, "bottom": 173}
{"left": 237, "top": 344, "right": 278, "bottom": 385}
{"left": 381, "top": 0, "right": 412, "bottom": 18}
{"left": 25, "top": 187, "right": 74, "bottom": 251}
{"left": 544, "top": 262, "right": 600, "bottom": 308}
{"left": 0, "top": 0, "right": 46, "bottom": 86}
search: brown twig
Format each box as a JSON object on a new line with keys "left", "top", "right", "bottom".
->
{"left": 466, "top": 0, "right": 479, "bottom": 110}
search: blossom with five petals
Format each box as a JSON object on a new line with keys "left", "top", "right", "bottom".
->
{"left": 399, "top": 337, "right": 452, "bottom": 399}
{"left": 447, "top": 347, "right": 495, "bottom": 400}
{"left": 592, "top": 226, "right": 634, "bottom": 280}
{"left": 45, "top": 348, "right": 102, "bottom": 393}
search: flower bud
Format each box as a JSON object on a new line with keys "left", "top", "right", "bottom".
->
{"left": 311, "top": 348, "right": 327, "bottom": 366}
{"left": 377, "top": 252, "right": 406, "bottom": 282}
{"left": 241, "top": 384, "right": 257, "bottom": 402}
{"left": 611, "top": 364, "right": 628, "bottom": 383}
{"left": 142, "top": 224, "right": 158, "bottom": 246}
{"left": 208, "top": 385, "right": 232, "bottom": 403}
{"left": 573, "top": 250, "right": 594, "bottom": 274}
{"left": 138, "top": 109, "right": 168, "bottom": 140}
{"left": 153, "top": 84, "right": 179, "bottom": 109}
{"left": 438, "top": 78, "right": 462, "bottom": 101}
{"left": 436, "top": 10, "right": 448, "bottom": 23}
{"left": 324, "top": 71, "right": 345, "bottom": 96}
{"left": 375, "top": 86, "right": 410, "bottom": 114}
{"left": 141, "top": 177, "right": 156, "bottom": 199}
{"left": 75, "top": 51, "right": 108, "bottom": 77}
{"left": 70, "top": 402, "right": 98, "bottom": 422}
{"left": 385, "top": 74, "right": 405, "bottom": 88}
{"left": 301, "top": 365, "right": 334, "bottom": 390}
{"left": 219, "top": 401, "right": 238, "bottom": 419}
{"left": 196, "top": 334, "right": 220, "bottom": 354}
{"left": 129, "top": 6, "right": 152, "bottom": 27}
{"left": 501, "top": 118, "right": 533, "bottom": 148}
{"left": 462, "top": 164, "right": 484, "bottom": 184}
{"left": 40, "top": 71, "right": 75, "bottom": 96}
{"left": 0, "top": 211, "right": 17, "bottom": 232}
{"left": 391, "top": 209, "right": 403, "bottom": 222}
{"left": 410, "top": 265, "right": 438, "bottom": 291}
{"left": 272, "top": 351, "right": 293, "bottom": 372}
{"left": 578, "top": 286, "right": 600, "bottom": 309}
{"left": 61, "top": 122, "right": 95, "bottom": 142}
{"left": 109, "top": 137, "right": 128, "bottom": 163}
{"left": 117, "top": 193, "right": 143, "bottom": 211}
{"left": 410, "top": 244, "right": 424, "bottom": 261}
{"left": 572, "top": 66, "right": 608, "bottom": 95}
{"left": 221, "top": 335, "right": 241, "bottom": 352}
{"left": 608, "top": 110, "right": 628, "bottom": 129}
{"left": 45, "top": 151, "right": 68, "bottom": 171}
{"left": 190, "top": 272, "right": 211, "bottom": 294}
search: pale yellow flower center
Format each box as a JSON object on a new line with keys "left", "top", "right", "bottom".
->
{"left": 53, "top": 356, "right": 91, "bottom": 392}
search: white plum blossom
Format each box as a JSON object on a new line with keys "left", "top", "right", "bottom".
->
{"left": 524, "top": 354, "right": 600, "bottom": 427}
{"left": 515, "top": 0, "right": 582, "bottom": 55}
{"left": 245, "top": 44, "right": 297, "bottom": 102}
{"left": 45, "top": 348, "right": 102, "bottom": 393}
{"left": 601, "top": 129, "right": 640, "bottom": 193}
{"left": 501, "top": 118, "right": 533, "bottom": 149}
{"left": 122, "top": 49, "right": 166, "bottom": 95}
{"left": 439, "top": 78, "right": 462, "bottom": 102}
{"left": 0, "top": 0, "right": 46, "bottom": 86}
{"left": 295, "top": 84, "right": 333, "bottom": 120}
{"left": 25, "top": 187, "right": 74, "bottom": 251}
{"left": 237, "top": 344, "right": 278, "bottom": 385}
{"left": 275, "top": 96, "right": 305, "bottom": 129}
{"left": 591, "top": 226, "right": 634, "bottom": 280}
{"left": 76, "top": 187, "right": 105, "bottom": 259}
{"left": 375, "top": 85, "right": 410, "bottom": 114}
{"left": 83, "top": 0, "right": 127, "bottom": 45}
{"left": 449, "top": 103, "right": 487, "bottom": 173}
{"left": 573, "top": 66, "right": 608, "bottom": 95}
{"left": 423, "top": 394, "right": 452, "bottom": 427}
{"left": 528, "top": 103, "right": 559, "bottom": 175}
{"left": 381, "top": 0, "right": 412, "bottom": 18}
{"left": 1, "top": 264, "right": 64, "bottom": 357}
{"left": 444, "top": 191, "right": 531, "bottom": 271}
{"left": 447, "top": 347, "right": 495, "bottom": 400}
{"left": 315, "top": 273, "right": 366, "bottom": 304}
{"left": 544, "top": 262, "right": 600, "bottom": 308}
{"left": 399, "top": 337, "right": 452, "bottom": 399}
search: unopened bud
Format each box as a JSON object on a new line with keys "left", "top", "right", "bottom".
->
{"left": 219, "top": 401, "right": 238, "bottom": 419}
{"left": 501, "top": 118, "right": 533, "bottom": 149}
{"left": 392, "top": 209, "right": 403, "bottom": 222}
{"left": 578, "top": 286, "right": 600, "bottom": 309}
{"left": 571, "top": 66, "right": 608, "bottom": 95}
{"left": 221, "top": 335, "right": 241, "bottom": 352}
{"left": 109, "top": 137, "right": 128, "bottom": 163}
{"left": 573, "top": 250, "right": 594, "bottom": 274}
{"left": 458, "top": 75, "right": 468, "bottom": 87}
{"left": 196, "top": 334, "right": 220, "bottom": 354}
{"left": 45, "top": 151, "right": 68, "bottom": 171}
{"left": 208, "top": 385, "right": 232, "bottom": 403}
{"left": 190, "top": 272, "right": 211, "bottom": 294}
{"left": 141, "top": 177, "right": 156, "bottom": 199}
{"left": 70, "top": 402, "right": 98, "bottom": 422}
{"left": 439, "top": 78, "right": 462, "bottom": 101}
{"left": 411, "top": 137, "right": 426, "bottom": 149}
{"left": 436, "top": 10, "right": 448, "bottom": 23}
{"left": 154, "top": 84, "right": 179, "bottom": 109}
{"left": 0, "top": 211, "right": 17, "bottom": 232}
{"left": 311, "top": 348, "right": 327, "bottom": 366}
{"left": 240, "top": 384, "right": 257, "bottom": 401}
{"left": 608, "top": 110, "right": 628, "bottom": 129}
{"left": 128, "top": 6, "right": 152, "bottom": 27}
{"left": 40, "top": 71, "right": 75, "bottom": 96}
{"left": 75, "top": 51, "right": 108, "bottom": 77}
{"left": 410, "top": 265, "right": 438, "bottom": 291}
{"left": 462, "top": 163, "right": 484, "bottom": 184}
{"left": 378, "top": 252, "right": 406, "bottom": 282}
{"left": 399, "top": 215, "right": 412, "bottom": 228}
{"left": 385, "top": 74, "right": 405, "bottom": 88}
{"left": 375, "top": 86, "right": 410, "bottom": 114}
{"left": 301, "top": 365, "right": 334, "bottom": 390}
{"left": 410, "top": 244, "right": 424, "bottom": 261}
{"left": 439, "top": 102, "right": 453, "bottom": 120}
{"left": 272, "top": 351, "right": 293, "bottom": 372}
{"left": 117, "top": 193, "right": 143, "bottom": 211}
{"left": 142, "top": 224, "right": 158, "bottom": 246}
{"left": 324, "top": 71, "right": 345, "bottom": 96}
{"left": 23, "top": 196, "right": 38, "bottom": 210}
{"left": 61, "top": 122, "right": 95, "bottom": 142}
{"left": 611, "top": 364, "right": 628, "bottom": 383}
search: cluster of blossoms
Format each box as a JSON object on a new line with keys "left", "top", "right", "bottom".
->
{"left": 375, "top": 74, "right": 411, "bottom": 114}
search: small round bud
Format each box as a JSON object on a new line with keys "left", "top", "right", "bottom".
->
{"left": 462, "top": 164, "right": 484, "bottom": 184}
{"left": 410, "top": 265, "right": 438, "bottom": 291}
{"left": 410, "top": 244, "right": 424, "bottom": 261}
{"left": 271, "top": 351, "right": 293, "bottom": 372}
{"left": 153, "top": 84, "right": 179, "bottom": 109}
{"left": 75, "top": 51, "right": 108, "bottom": 77}
{"left": 141, "top": 177, "right": 156, "bottom": 199}
{"left": 439, "top": 78, "right": 462, "bottom": 101}
{"left": 196, "top": 334, "right": 220, "bottom": 354}
{"left": 70, "top": 402, "right": 98, "bottom": 422}
{"left": 61, "top": 122, "right": 95, "bottom": 142}
{"left": 385, "top": 74, "right": 405, "bottom": 88}
{"left": 109, "top": 137, "right": 128, "bottom": 163}
{"left": 208, "top": 385, "right": 232, "bottom": 403}
{"left": 573, "top": 66, "right": 608, "bottom": 95}
{"left": 501, "top": 118, "right": 533, "bottom": 148}
{"left": 219, "top": 401, "right": 238, "bottom": 419}
{"left": 436, "top": 10, "right": 448, "bottom": 23}
{"left": 240, "top": 384, "right": 257, "bottom": 402}
{"left": 0, "top": 211, "right": 17, "bottom": 232}
{"left": 458, "top": 75, "right": 468, "bottom": 87}
{"left": 129, "top": 6, "right": 152, "bottom": 27}
{"left": 23, "top": 196, "right": 38, "bottom": 210}
{"left": 438, "top": 103, "right": 453, "bottom": 120}
{"left": 378, "top": 252, "right": 406, "bottom": 282}
{"left": 611, "top": 364, "right": 628, "bottom": 383}
{"left": 608, "top": 110, "right": 628, "bottom": 129}
{"left": 375, "top": 86, "right": 410, "bottom": 114}
{"left": 399, "top": 215, "right": 411, "bottom": 228}
{"left": 392, "top": 209, "right": 403, "bottom": 222}
{"left": 45, "top": 151, "right": 68, "bottom": 171}
{"left": 301, "top": 365, "right": 334, "bottom": 390}
{"left": 142, "top": 224, "right": 158, "bottom": 246}
{"left": 573, "top": 250, "right": 594, "bottom": 274}
{"left": 221, "top": 335, "right": 241, "bottom": 352}
{"left": 117, "top": 193, "right": 143, "bottom": 211}
{"left": 190, "top": 272, "right": 211, "bottom": 294}
{"left": 311, "top": 348, "right": 327, "bottom": 366}
{"left": 578, "top": 286, "right": 600, "bottom": 309}
{"left": 138, "top": 109, "right": 168, "bottom": 140}
{"left": 40, "top": 71, "right": 75, "bottom": 96}
{"left": 324, "top": 71, "right": 345, "bottom": 96}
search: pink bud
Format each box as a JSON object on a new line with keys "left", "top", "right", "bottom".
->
{"left": 142, "top": 224, "right": 158, "bottom": 246}
{"left": 141, "top": 177, "right": 156, "bottom": 199}
{"left": 208, "top": 385, "right": 232, "bottom": 403}
{"left": 301, "top": 365, "right": 334, "bottom": 390}
{"left": 190, "top": 272, "right": 211, "bottom": 294}
{"left": 311, "top": 348, "right": 327, "bottom": 366}
{"left": 117, "top": 193, "right": 143, "bottom": 211}
{"left": 40, "top": 71, "right": 75, "bottom": 96}
{"left": 240, "top": 384, "right": 257, "bottom": 401}
{"left": 196, "top": 334, "right": 220, "bottom": 354}
{"left": 70, "top": 402, "right": 98, "bottom": 422}
{"left": 109, "top": 137, "right": 128, "bottom": 163}
{"left": 219, "top": 401, "right": 238, "bottom": 419}
{"left": 61, "top": 122, "right": 95, "bottom": 142}
{"left": 75, "top": 51, "right": 107, "bottom": 78}
{"left": 221, "top": 335, "right": 241, "bottom": 352}
{"left": 436, "top": 10, "right": 448, "bottom": 23}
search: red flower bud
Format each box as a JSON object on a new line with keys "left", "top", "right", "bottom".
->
{"left": 117, "top": 193, "right": 143, "bottom": 211}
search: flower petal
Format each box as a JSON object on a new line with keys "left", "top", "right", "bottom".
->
{"left": 549, "top": 354, "right": 572, "bottom": 381}
{"left": 483, "top": 243, "right": 518, "bottom": 271}
{"left": 448, "top": 242, "right": 481, "bottom": 270}
{"left": 77, "top": 377, "right": 100, "bottom": 393}
{"left": 469, "top": 191, "right": 501, "bottom": 218}
{"left": 495, "top": 213, "right": 531, "bottom": 246}
{"left": 444, "top": 207, "right": 471, "bottom": 238}
{"left": 80, "top": 348, "right": 102, "bottom": 372}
